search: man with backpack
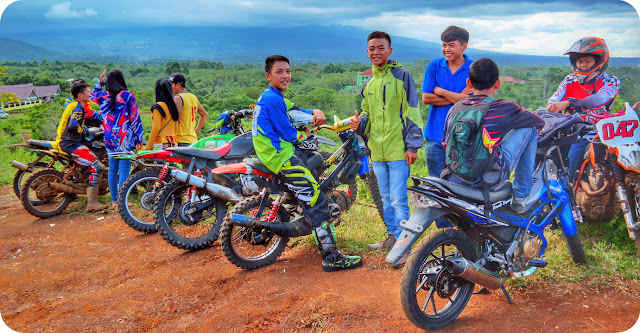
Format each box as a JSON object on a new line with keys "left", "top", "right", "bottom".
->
{"left": 443, "top": 58, "right": 544, "bottom": 213}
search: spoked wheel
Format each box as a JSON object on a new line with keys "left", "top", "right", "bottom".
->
{"left": 624, "top": 174, "right": 640, "bottom": 257}
{"left": 20, "top": 168, "right": 72, "bottom": 218}
{"left": 220, "top": 195, "right": 290, "bottom": 270}
{"left": 153, "top": 179, "right": 227, "bottom": 250}
{"left": 118, "top": 169, "right": 168, "bottom": 234}
{"left": 400, "top": 228, "right": 477, "bottom": 330}
{"left": 13, "top": 161, "right": 50, "bottom": 203}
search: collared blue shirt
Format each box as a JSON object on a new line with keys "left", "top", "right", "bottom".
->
{"left": 422, "top": 54, "right": 473, "bottom": 142}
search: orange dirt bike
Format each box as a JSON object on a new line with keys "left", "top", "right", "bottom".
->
{"left": 573, "top": 102, "right": 640, "bottom": 254}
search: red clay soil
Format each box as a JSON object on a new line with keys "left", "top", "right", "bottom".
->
{"left": 0, "top": 185, "right": 639, "bottom": 333}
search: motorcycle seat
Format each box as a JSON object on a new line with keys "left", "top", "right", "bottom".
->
{"left": 244, "top": 158, "right": 276, "bottom": 176}
{"left": 423, "top": 177, "right": 513, "bottom": 203}
{"left": 27, "top": 139, "right": 55, "bottom": 149}
{"left": 166, "top": 147, "right": 222, "bottom": 161}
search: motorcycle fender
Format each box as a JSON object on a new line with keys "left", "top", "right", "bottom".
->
{"left": 315, "top": 135, "right": 338, "bottom": 146}
{"left": 559, "top": 204, "right": 578, "bottom": 236}
{"left": 385, "top": 207, "right": 448, "bottom": 265}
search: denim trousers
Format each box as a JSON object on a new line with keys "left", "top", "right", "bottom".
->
{"left": 424, "top": 139, "right": 452, "bottom": 227}
{"left": 371, "top": 160, "right": 410, "bottom": 239}
{"left": 424, "top": 139, "right": 445, "bottom": 178}
{"left": 107, "top": 150, "right": 132, "bottom": 202}
{"left": 498, "top": 127, "right": 538, "bottom": 201}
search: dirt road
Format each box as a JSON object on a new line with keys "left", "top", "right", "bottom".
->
{"left": 0, "top": 186, "right": 639, "bottom": 332}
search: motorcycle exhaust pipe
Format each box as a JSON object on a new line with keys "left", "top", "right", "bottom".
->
{"left": 47, "top": 182, "right": 85, "bottom": 195}
{"left": 446, "top": 256, "right": 504, "bottom": 291}
{"left": 228, "top": 214, "right": 312, "bottom": 237}
{"left": 11, "top": 161, "right": 29, "bottom": 172}
{"left": 171, "top": 170, "right": 244, "bottom": 203}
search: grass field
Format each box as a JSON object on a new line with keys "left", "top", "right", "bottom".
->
{"left": 1, "top": 103, "right": 639, "bottom": 293}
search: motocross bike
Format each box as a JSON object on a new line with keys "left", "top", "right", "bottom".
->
{"left": 10, "top": 107, "right": 104, "bottom": 199}
{"left": 19, "top": 127, "right": 109, "bottom": 218}
{"left": 115, "top": 109, "right": 253, "bottom": 234}
{"left": 386, "top": 112, "right": 592, "bottom": 330}
{"left": 219, "top": 115, "right": 382, "bottom": 270}
{"left": 573, "top": 103, "right": 640, "bottom": 255}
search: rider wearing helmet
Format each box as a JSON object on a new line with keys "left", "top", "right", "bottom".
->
{"left": 547, "top": 37, "right": 621, "bottom": 175}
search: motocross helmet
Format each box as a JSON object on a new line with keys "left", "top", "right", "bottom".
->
{"left": 564, "top": 37, "right": 609, "bottom": 84}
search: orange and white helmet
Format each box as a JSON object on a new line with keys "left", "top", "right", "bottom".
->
{"left": 564, "top": 37, "right": 609, "bottom": 84}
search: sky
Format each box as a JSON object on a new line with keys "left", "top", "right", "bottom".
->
{"left": 0, "top": 0, "right": 639, "bottom": 57}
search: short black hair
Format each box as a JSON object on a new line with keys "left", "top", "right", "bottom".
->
{"left": 441, "top": 26, "right": 469, "bottom": 45}
{"left": 265, "top": 55, "right": 290, "bottom": 73}
{"left": 70, "top": 79, "right": 90, "bottom": 99}
{"left": 367, "top": 31, "right": 391, "bottom": 46}
{"left": 468, "top": 58, "right": 499, "bottom": 90}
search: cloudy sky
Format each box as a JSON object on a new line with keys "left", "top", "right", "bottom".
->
{"left": 0, "top": 0, "right": 639, "bottom": 57}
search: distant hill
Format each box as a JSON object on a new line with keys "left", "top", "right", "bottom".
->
{"left": 1, "top": 25, "right": 639, "bottom": 67}
{"left": 0, "top": 37, "right": 57, "bottom": 61}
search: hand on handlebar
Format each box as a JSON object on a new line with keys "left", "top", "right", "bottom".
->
{"left": 547, "top": 101, "right": 570, "bottom": 113}
{"left": 311, "top": 109, "right": 326, "bottom": 126}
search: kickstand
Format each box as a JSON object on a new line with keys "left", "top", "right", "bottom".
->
{"left": 473, "top": 287, "right": 490, "bottom": 295}
{"left": 501, "top": 285, "right": 515, "bottom": 304}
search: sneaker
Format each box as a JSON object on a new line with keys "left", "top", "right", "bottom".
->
{"left": 367, "top": 234, "right": 396, "bottom": 250}
{"left": 322, "top": 252, "right": 363, "bottom": 272}
{"left": 511, "top": 197, "right": 526, "bottom": 214}
{"left": 392, "top": 252, "right": 409, "bottom": 268}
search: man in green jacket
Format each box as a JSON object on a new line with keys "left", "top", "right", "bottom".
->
{"left": 350, "top": 31, "right": 423, "bottom": 267}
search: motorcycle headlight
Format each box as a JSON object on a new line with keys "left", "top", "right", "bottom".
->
{"left": 409, "top": 190, "right": 441, "bottom": 208}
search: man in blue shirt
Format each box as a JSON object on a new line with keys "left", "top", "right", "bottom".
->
{"left": 422, "top": 26, "right": 474, "bottom": 177}
{"left": 422, "top": 25, "right": 473, "bottom": 228}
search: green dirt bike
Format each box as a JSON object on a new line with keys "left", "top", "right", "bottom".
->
{"left": 116, "top": 109, "right": 252, "bottom": 234}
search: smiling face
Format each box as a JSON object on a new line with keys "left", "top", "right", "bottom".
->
{"left": 265, "top": 60, "right": 291, "bottom": 92}
{"left": 441, "top": 40, "right": 467, "bottom": 63}
{"left": 367, "top": 37, "right": 392, "bottom": 68}
{"left": 576, "top": 55, "right": 596, "bottom": 71}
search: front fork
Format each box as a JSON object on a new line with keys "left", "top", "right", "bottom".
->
{"left": 609, "top": 155, "right": 639, "bottom": 239}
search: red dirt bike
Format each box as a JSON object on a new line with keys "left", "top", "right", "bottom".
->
{"left": 574, "top": 102, "right": 640, "bottom": 254}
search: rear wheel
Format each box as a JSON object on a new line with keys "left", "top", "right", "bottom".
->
{"left": 153, "top": 179, "right": 227, "bottom": 250}
{"left": 118, "top": 169, "right": 167, "bottom": 234}
{"left": 220, "top": 195, "right": 290, "bottom": 270}
{"left": 360, "top": 172, "right": 384, "bottom": 219}
{"left": 13, "top": 161, "right": 50, "bottom": 200}
{"left": 400, "top": 228, "right": 477, "bottom": 330}
{"left": 20, "top": 168, "right": 72, "bottom": 218}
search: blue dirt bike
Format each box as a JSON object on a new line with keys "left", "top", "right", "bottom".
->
{"left": 386, "top": 112, "right": 593, "bottom": 330}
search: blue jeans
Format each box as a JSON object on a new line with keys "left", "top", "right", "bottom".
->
{"left": 424, "top": 139, "right": 452, "bottom": 228}
{"left": 498, "top": 127, "right": 538, "bottom": 201}
{"left": 107, "top": 151, "right": 132, "bottom": 203}
{"left": 568, "top": 134, "right": 594, "bottom": 177}
{"left": 424, "top": 139, "right": 445, "bottom": 178}
{"left": 446, "top": 128, "right": 537, "bottom": 201}
{"left": 371, "top": 160, "right": 410, "bottom": 239}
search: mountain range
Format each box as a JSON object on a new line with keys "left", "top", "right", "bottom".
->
{"left": 1, "top": 25, "right": 639, "bottom": 67}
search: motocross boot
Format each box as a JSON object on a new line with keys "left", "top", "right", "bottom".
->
{"left": 86, "top": 162, "right": 108, "bottom": 212}
{"left": 312, "top": 221, "right": 362, "bottom": 272}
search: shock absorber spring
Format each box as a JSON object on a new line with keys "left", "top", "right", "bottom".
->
{"left": 264, "top": 195, "right": 283, "bottom": 222}
{"left": 154, "top": 166, "right": 169, "bottom": 187}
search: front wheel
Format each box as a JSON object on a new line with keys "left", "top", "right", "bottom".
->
{"left": 400, "top": 228, "right": 477, "bottom": 330}
{"left": 118, "top": 169, "right": 167, "bottom": 234}
{"left": 219, "top": 195, "right": 290, "bottom": 270}
{"left": 360, "top": 172, "right": 384, "bottom": 219}
{"left": 153, "top": 179, "right": 227, "bottom": 250}
{"left": 20, "top": 168, "right": 72, "bottom": 218}
{"left": 562, "top": 232, "right": 586, "bottom": 264}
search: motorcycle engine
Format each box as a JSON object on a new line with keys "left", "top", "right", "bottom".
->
{"left": 514, "top": 233, "right": 542, "bottom": 268}
{"left": 575, "top": 163, "right": 620, "bottom": 221}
